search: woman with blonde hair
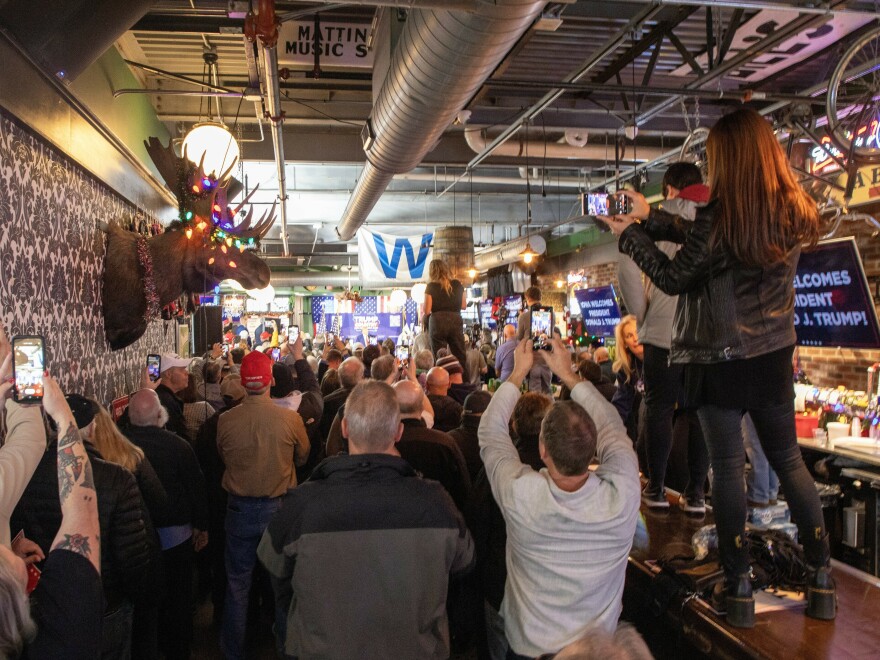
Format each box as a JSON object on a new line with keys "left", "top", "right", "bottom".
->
{"left": 610, "top": 315, "right": 645, "bottom": 447}
{"left": 423, "top": 259, "right": 469, "bottom": 381}
{"left": 605, "top": 107, "right": 831, "bottom": 627}
{"left": 86, "top": 405, "right": 168, "bottom": 526}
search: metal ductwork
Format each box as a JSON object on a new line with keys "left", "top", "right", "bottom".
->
{"left": 335, "top": 0, "right": 548, "bottom": 241}
{"left": 270, "top": 272, "right": 417, "bottom": 289}
{"left": 464, "top": 127, "right": 668, "bottom": 162}
{"left": 473, "top": 234, "right": 546, "bottom": 272}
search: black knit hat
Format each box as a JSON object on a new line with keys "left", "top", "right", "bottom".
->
{"left": 463, "top": 390, "right": 492, "bottom": 415}
{"left": 65, "top": 394, "right": 100, "bottom": 430}
{"left": 270, "top": 363, "right": 296, "bottom": 398}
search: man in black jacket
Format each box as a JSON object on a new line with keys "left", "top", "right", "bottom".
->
{"left": 125, "top": 389, "right": 209, "bottom": 660}
{"left": 155, "top": 353, "right": 192, "bottom": 440}
{"left": 448, "top": 390, "right": 492, "bottom": 483}
{"left": 319, "top": 357, "right": 364, "bottom": 442}
{"left": 11, "top": 402, "right": 156, "bottom": 659}
{"left": 258, "top": 380, "right": 474, "bottom": 659}
{"left": 426, "top": 366, "right": 463, "bottom": 433}
{"left": 394, "top": 380, "right": 471, "bottom": 512}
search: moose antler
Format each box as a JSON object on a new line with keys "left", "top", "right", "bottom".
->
{"left": 227, "top": 201, "right": 276, "bottom": 242}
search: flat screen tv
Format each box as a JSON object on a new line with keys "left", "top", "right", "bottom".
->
{"left": 794, "top": 237, "right": 880, "bottom": 349}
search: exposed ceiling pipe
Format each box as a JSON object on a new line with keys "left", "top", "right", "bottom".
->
{"left": 303, "top": 0, "right": 479, "bottom": 10}
{"left": 437, "top": 3, "right": 663, "bottom": 197}
{"left": 473, "top": 234, "right": 547, "bottom": 272}
{"left": 394, "top": 171, "right": 585, "bottom": 188}
{"left": 248, "top": 0, "right": 290, "bottom": 257}
{"left": 270, "top": 271, "right": 418, "bottom": 288}
{"left": 463, "top": 127, "right": 668, "bottom": 162}
{"left": 334, "top": 0, "right": 549, "bottom": 241}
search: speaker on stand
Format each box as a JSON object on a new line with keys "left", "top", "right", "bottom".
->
{"left": 191, "top": 306, "right": 223, "bottom": 356}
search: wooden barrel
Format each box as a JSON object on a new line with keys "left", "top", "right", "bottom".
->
{"left": 432, "top": 226, "right": 474, "bottom": 281}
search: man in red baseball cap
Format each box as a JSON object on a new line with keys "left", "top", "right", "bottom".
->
{"left": 216, "top": 350, "right": 310, "bottom": 659}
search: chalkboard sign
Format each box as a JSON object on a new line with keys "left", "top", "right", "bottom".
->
{"left": 794, "top": 237, "right": 880, "bottom": 349}
{"left": 573, "top": 285, "right": 623, "bottom": 338}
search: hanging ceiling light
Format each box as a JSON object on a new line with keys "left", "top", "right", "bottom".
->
{"left": 181, "top": 50, "right": 239, "bottom": 180}
{"left": 411, "top": 282, "right": 427, "bottom": 304}
{"left": 467, "top": 267, "right": 478, "bottom": 279}
{"left": 519, "top": 241, "right": 538, "bottom": 264}
{"left": 390, "top": 288, "right": 408, "bottom": 309}
{"left": 183, "top": 121, "right": 239, "bottom": 179}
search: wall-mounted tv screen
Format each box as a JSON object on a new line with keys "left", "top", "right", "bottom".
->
{"left": 794, "top": 237, "right": 880, "bottom": 349}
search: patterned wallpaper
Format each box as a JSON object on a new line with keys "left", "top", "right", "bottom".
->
{"left": 0, "top": 109, "right": 176, "bottom": 406}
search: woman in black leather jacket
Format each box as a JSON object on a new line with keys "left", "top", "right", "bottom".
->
{"left": 603, "top": 108, "right": 833, "bottom": 628}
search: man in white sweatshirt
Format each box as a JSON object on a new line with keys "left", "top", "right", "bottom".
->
{"left": 478, "top": 338, "right": 640, "bottom": 657}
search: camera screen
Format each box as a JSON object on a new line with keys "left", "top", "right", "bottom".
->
{"left": 14, "top": 337, "right": 45, "bottom": 400}
{"left": 147, "top": 355, "right": 161, "bottom": 382}
{"left": 531, "top": 309, "right": 553, "bottom": 337}
{"left": 586, "top": 193, "right": 609, "bottom": 216}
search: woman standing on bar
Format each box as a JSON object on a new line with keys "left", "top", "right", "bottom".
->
{"left": 423, "top": 259, "right": 470, "bottom": 382}
{"left": 602, "top": 107, "right": 834, "bottom": 628}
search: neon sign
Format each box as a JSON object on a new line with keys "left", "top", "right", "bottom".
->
{"left": 811, "top": 118, "right": 880, "bottom": 173}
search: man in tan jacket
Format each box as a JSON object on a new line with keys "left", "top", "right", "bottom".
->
{"left": 217, "top": 349, "right": 310, "bottom": 660}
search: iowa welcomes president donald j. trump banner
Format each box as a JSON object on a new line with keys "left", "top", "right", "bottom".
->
{"left": 357, "top": 228, "right": 433, "bottom": 283}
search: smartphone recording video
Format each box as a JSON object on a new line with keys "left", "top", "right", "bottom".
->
{"left": 147, "top": 354, "right": 161, "bottom": 382}
{"left": 12, "top": 335, "right": 46, "bottom": 403}
{"left": 271, "top": 348, "right": 281, "bottom": 361}
{"left": 584, "top": 193, "right": 632, "bottom": 228}
{"left": 290, "top": 326, "right": 300, "bottom": 341}
{"left": 530, "top": 307, "right": 554, "bottom": 351}
{"left": 398, "top": 346, "right": 409, "bottom": 362}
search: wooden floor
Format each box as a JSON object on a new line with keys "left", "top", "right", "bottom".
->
{"left": 625, "top": 501, "right": 880, "bottom": 659}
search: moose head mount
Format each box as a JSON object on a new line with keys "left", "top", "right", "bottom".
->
{"left": 102, "top": 137, "right": 274, "bottom": 350}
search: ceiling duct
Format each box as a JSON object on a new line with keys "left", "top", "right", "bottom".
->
{"left": 0, "top": 0, "right": 154, "bottom": 81}
{"left": 464, "top": 127, "right": 668, "bottom": 162}
{"left": 473, "top": 235, "right": 546, "bottom": 272}
{"left": 335, "top": 0, "right": 548, "bottom": 241}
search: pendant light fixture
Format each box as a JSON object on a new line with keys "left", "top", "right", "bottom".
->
{"left": 519, "top": 124, "right": 538, "bottom": 265}
{"left": 182, "top": 50, "right": 240, "bottom": 181}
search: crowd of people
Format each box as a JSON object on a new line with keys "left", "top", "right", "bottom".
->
{"left": 0, "top": 107, "right": 836, "bottom": 659}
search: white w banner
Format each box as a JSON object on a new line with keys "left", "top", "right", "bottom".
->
{"left": 357, "top": 228, "right": 433, "bottom": 283}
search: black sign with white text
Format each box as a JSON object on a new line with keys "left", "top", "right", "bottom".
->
{"left": 794, "top": 238, "right": 880, "bottom": 349}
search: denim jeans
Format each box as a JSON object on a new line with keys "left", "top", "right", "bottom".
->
{"left": 742, "top": 413, "right": 779, "bottom": 504}
{"left": 643, "top": 344, "right": 709, "bottom": 499}
{"left": 697, "top": 402, "right": 828, "bottom": 575}
{"left": 221, "top": 495, "right": 283, "bottom": 660}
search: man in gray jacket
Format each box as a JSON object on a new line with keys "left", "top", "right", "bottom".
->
{"left": 617, "top": 162, "right": 710, "bottom": 511}
{"left": 258, "top": 380, "right": 474, "bottom": 659}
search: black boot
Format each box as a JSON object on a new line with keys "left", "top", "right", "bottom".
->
{"left": 806, "top": 565, "right": 837, "bottom": 621}
{"left": 711, "top": 573, "right": 755, "bottom": 628}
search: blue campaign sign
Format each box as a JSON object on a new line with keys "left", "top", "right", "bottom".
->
{"left": 573, "top": 285, "right": 622, "bottom": 338}
{"left": 794, "top": 238, "right": 880, "bottom": 349}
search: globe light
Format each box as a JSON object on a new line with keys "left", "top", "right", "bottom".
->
{"left": 246, "top": 283, "right": 275, "bottom": 303}
{"left": 390, "top": 288, "right": 408, "bottom": 308}
{"left": 411, "top": 282, "right": 427, "bottom": 304}
{"left": 182, "top": 122, "right": 240, "bottom": 180}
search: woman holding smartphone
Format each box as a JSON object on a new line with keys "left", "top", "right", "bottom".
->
{"left": 602, "top": 108, "right": 832, "bottom": 628}
{"left": 423, "top": 259, "right": 469, "bottom": 382}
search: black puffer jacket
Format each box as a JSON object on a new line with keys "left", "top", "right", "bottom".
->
{"left": 11, "top": 441, "right": 157, "bottom": 611}
{"left": 619, "top": 201, "right": 799, "bottom": 364}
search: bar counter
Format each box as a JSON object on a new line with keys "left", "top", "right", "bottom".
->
{"left": 624, "top": 502, "right": 880, "bottom": 659}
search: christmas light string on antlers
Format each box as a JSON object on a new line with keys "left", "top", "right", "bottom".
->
{"left": 145, "top": 137, "right": 276, "bottom": 257}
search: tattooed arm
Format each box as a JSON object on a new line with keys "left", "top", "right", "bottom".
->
{"left": 42, "top": 376, "right": 101, "bottom": 574}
